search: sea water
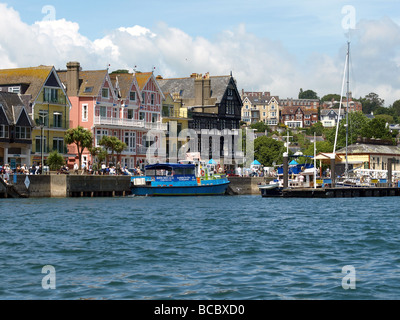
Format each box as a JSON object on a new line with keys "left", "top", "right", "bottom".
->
{"left": 1, "top": 195, "right": 400, "bottom": 300}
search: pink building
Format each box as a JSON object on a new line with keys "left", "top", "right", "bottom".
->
{"left": 58, "top": 62, "right": 165, "bottom": 169}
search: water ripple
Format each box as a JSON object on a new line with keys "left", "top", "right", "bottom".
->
{"left": 1, "top": 196, "right": 400, "bottom": 299}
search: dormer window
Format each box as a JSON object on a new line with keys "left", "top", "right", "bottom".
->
{"left": 8, "top": 86, "right": 20, "bottom": 94}
{"left": 130, "top": 91, "right": 136, "bottom": 101}
{"left": 102, "top": 88, "right": 109, "bottom": 99}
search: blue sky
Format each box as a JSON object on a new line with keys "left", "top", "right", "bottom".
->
{"left": 1, "top": 0, "right": 400, "bottom": 104}
{"left": 6, "top": 0, "right": 399, "bottom": 58}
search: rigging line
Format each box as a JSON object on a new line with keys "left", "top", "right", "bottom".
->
{"left": 333, "top": 49, "right": 348, "bottom": 154}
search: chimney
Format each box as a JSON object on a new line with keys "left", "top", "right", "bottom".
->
{"left": 194, "top": 74, "right": 203, "bottom": 106}
{"left": 203, "top": 73, "right": 211, "bottom": 102}
{"left": 66, "top": 62, "right": 80, "bottom": 96}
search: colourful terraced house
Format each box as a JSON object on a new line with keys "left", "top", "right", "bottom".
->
{"left": 0, "top": 65, "right": 71, "bottom": 166}
{"left": 58, "top": 62, "right": 165, "bottom": 169}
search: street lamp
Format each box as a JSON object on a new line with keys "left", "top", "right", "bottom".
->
{"left": 38, "top": 113, "right": 48, "bottom": 175}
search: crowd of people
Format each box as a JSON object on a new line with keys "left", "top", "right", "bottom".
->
{"left": 0, "top": 163, "right": 45, "bottom": 183}
{"left": 0, "top": 161, "right": 145, "bottom": 183}
{"left": 62, "top": 161, "right": 144, "bottom": 176}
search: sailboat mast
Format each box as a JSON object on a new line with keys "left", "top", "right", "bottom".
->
{"left": 345, "top": 41, "right": 350, "bottom": 177}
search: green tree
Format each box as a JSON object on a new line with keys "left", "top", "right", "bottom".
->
{"left": 306, "top": 121, "right": 325, "bottom": 136}
{"left": 360, "top": 92, "right": 385, "bottom": 115}
{"left": 375, "top": 114, "right": 394, "bottom": 125}
{"left": 64, "top": 126, "right": 93, "bottom": 170}
{"left": 325, "top": 112, "right": 369, "bottom": 149}
{"left": 321, "top": 94, "right": 344, "bottom": 102}
{"left": 99, "top": 135, "right": 127, "bottom": 165}
{"left": 254, "top": 136, "right": 285, "bottom": 167}
{"left": 299, "top": 88, "right": 319, "bottom": 100}
{"left": 361, "top": 118, "right": 392, "bottom": 140}
{"left": 392, "top": 100, "right": 400, "bottom": 118}
{"left": 250, "top": 121, "right": 268, "bottom": 133}
{"left": 47, "top": 150, "right": 65, "bottom": 171}
{"left": 303, "top": 140, "right": 333, "bottom": 156}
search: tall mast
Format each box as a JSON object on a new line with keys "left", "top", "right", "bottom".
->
{"left": 345, "top": 41, "right": 350, "bottom": 177}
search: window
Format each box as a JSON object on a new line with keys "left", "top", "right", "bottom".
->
{"left": 8, "top": 86, "right": 20, "bottom": 94}
{"left": 35, "top": 136, "right": 47, "bottom": 153}
{"left": 15, "top": 127, "right": 31, "bottom": 139}
{"left": 44, "top": 88, "right": 58, "bottom": 103}
{"left": 130, "top": 91, "right": 136, "bottom": 101}
{"left": 151, "top": 94, "right": 155, "bottom": 105}
{"left": 227, "top": 89, "right": 233, "bottom": 96}
{"left": 53, "top": 138, "right": 64, "bottom": 153}
{"left": 38, "top": 110, "right": 49, "bottom": 126}
{"left": 142, "top": 92, "right": 145, "bottom": 104}
{"left": 102, "top": 88, "right": 109, "bottom": 98}
{"left": 125, "top": 132, "right": 136, "bottom": 153}
{"left": 127, "top": 109, "right": 134, "bottom": 120}
{"left": 152, "top": 113, "right": 158, "bottom": 123}
{"left": 96, "top": 130, "right": 108, "bottom": 147}
{"left": 100, "top": 106, "right": 107, "bottom": 117}
{"left": 84, "top": 87, "right": 93, "bottom": 93}
{"left": 139, "top": 112, "right": 145, "bottom": 121}
{"left": 226, "top": 101, "right": 234, "bottom": 114}
{"left": 0, "top": 125, "right": 9, "bottom": 138}
{"left": 82, "top": 104, "right": 88, "bottom": 122}
{"left": 53, "top": 112, "right": 63, "bottom": 128}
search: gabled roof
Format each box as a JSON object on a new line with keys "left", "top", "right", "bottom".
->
{"left": 78, "top": 70, "right": 109, "bottom": 97}
{"left": 0, "top": 66, "right": 53, "bottom": 103}
{"left": 0, "top": 92, "right": 33, "bottom": 126}
{"left": 110, "top": 73, "right": 134, "bottom": 99}
{"left": 135, "top": 72, "right": 153, "bottom": 91}
{"left": 336, "top": 143, "right": 400, "bottom": 156}
{"left": 135, "top": 72, "right": 165, "bottom": 100}
{"left": 243, "top": 92, "right": 279, "bottom": 105}
{"left": 157, "top": 75, "right": 232, "bottom": 105}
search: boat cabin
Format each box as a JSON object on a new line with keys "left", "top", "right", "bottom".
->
{"left": 144, "top": 163, "right": 198, "bottom": 183}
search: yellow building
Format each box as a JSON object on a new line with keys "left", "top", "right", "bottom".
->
{"left": 241, "top": 91, "right": 280, "bottom": 126}
{"left": 0, "top": 66, "right": 71, "bottom": 165}
{"left": 161, "top": 92, "right": 191, "bottom": 161}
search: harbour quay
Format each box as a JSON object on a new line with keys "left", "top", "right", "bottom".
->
{"left": 281, "top": 186, "right": 400, "bottom": 198}
{"left": 0, "top": 174, "right": 132, "bottom": 198}
{"left": 0, "top": 174, "right": 267, "bottom": 198}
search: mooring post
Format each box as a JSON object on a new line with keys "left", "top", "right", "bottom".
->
{"left": 388, "top": 157, "right": 394, "bottom": 187}
{"left": 330, "top": 157, "right": 336, "bottom": 188}
{"left": 283, "top": 152, "right": 288, "bottom": 189}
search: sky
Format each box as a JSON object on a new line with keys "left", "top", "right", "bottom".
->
{"left": 0, "top": 0, "right": 400, "bottom": 106}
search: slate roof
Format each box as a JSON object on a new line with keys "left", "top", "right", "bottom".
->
{"left": 336, "top": 143, "right": 400, "bottom": 155}
{"left": 243, "top": 93, "right": 280, "bottom": 105}
{"left": 0, "top": 66, "right": 53, "bottom": 103}
{"left": 157, "top": 75, "right": 232, "bottom": 105}
{"left": 109, "top": 73, "right": 134, "bottom": 99}
{"left": 0, "top": 92, "right": 33, "bottom": 126}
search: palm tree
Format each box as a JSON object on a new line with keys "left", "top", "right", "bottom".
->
{"left": 99, "top": 136, "right": 127, "bottom": 165}
{"left": 64, "top": 126, "right": 93, "bottom": 170}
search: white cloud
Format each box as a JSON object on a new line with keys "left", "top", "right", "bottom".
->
{"left": 0, "top": 3, "right": 399, "bottom": 106}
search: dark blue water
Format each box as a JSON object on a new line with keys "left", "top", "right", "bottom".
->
{"left": 1, "top": 195, "right": 400, "bottom": 300}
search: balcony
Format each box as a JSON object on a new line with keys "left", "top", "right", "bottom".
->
{"left": 95, "top": 116, "right": 145, "bottom": 128}
{"left": 94, "top": 116, "right": 167, "bottom": 131}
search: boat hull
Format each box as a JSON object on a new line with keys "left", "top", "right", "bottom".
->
{"left": 260, "top": 186, "right": 283, "bottom": 197}
{"left": 131, "top": 181, "right": 230, "bottom": 196}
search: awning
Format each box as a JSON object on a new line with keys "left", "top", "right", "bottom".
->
{"left": 314, "top": 152, "right": 342, "bottom": 163}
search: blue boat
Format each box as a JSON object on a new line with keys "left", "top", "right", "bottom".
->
{"left": 130, "top": 163, "right": 230, "bottom": 196}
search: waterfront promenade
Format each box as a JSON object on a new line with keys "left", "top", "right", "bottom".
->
{"left": 0, "top": 174, "right": 269, "bottom": 198}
